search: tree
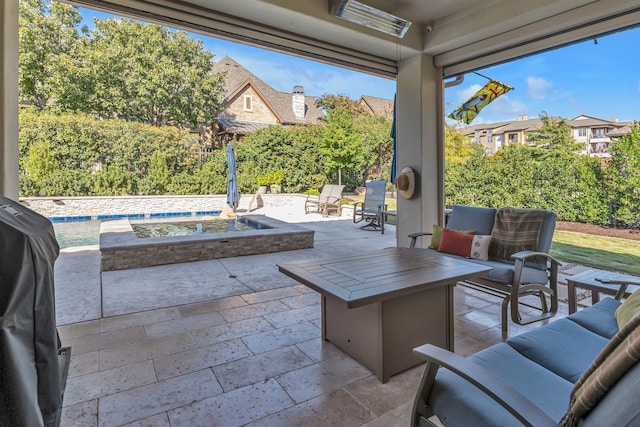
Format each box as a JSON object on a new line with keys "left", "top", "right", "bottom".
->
{"left": 316, "top": 93, "right": 366, "bottom": 116}
{"left": 525, "top": 112, "right": 582, "bottom": 153}
{"left": 18, "top": 0, "right": 83, "bottom": 109}
{"left": 72, "top": 18, "right": 225, "bottom": 128}
{"left": 320, "top": 110, "right": 363, "bottom": 185}
{"left": 607, "top": 122, "right": 640, "bottom": 227}
{"left": 445, "top": 124, "right": 483, "bottom": 164}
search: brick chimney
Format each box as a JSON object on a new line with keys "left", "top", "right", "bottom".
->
{"left": 518, "top": 114, "right": 528, "bottom": 121}
{"left": 292, "top": 85, "right": 306, "bottom": 119}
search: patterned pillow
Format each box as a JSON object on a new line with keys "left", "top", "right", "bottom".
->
{"left": 469, "top": 235, "right": 491, "bottom": 260}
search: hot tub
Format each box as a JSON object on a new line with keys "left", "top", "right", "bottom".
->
{"left": 99, "top": 215, "right": 314, "bottom": 271}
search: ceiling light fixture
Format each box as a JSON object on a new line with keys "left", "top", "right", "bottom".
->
{"left": 330, "top": 0, "right": 412, "bottom": 39}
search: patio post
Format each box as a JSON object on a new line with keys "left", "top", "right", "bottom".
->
{"left": 0, "top": 0, "right": 19, "bottom": 200}
{"left": 395, "top": 53, "right": 445, "bottom": 247}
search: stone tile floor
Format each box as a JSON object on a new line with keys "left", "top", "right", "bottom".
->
{"left": 56, "top": 200, "right": 579, "bottom": 426}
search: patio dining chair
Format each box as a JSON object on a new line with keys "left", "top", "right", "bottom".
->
{"left": 353, "top": 180, "right": 386, "bottom": 231}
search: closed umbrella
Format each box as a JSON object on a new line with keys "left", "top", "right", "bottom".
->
{"left": 390, "top": 94, "right": 397, "bottom": 184}
{"left": 226, "top": 142, "right": 239, "bottom": 210}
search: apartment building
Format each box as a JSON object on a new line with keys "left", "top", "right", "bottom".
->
{"left": 461, "top": 114, "right": 632, "bottom": 157}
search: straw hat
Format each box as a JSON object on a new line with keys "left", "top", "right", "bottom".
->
{"left": 395, "top": 167, "right": 415, "bottom": 199}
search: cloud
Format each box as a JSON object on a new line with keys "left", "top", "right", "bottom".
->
{"left": 527, "top": 77, "right": 553, "bottom": 99}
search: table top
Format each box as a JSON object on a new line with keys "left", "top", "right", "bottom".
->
{"left": 567, "top": 269, "right": 640, "bottom": 292}
{"left": 277, "top": 247, "right": 491, "bottom": 308}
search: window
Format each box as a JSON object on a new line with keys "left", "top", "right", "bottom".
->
{"left": 593, "top": 128, "right": 605, "bottom": 137}
{"left": 244, "top": 95, "right": 253, "bottom": 111}
{"left": 508, "top": 134, "right": 518, "bottom": 143}
{"left": 578, "top": 127, "right": 587, "bottom": 137}
{"left": 487, "top": 136, "right": 493, "bottom": 143}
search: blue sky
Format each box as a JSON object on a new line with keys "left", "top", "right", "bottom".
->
{"left": 81, "top": 9, "right": 640, "bottom": 124}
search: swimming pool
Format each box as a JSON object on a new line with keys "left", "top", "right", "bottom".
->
{"left": 49, "top": 211, "right": 223, "bottom": 249}
{"left": 52, "top": 220, "right": 101, "bottom": 248}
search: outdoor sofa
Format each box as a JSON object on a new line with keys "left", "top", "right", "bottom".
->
{"left": 411, "top": 293, "right": 640, "bottom": 426}
{"left": 408, "top": 204, "right": 560, "bottom": 334}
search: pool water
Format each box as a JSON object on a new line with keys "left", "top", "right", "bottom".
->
{"left": 52, "top": 220, "right": 101, "bottom": 248}
{"left": 132, "top": 218, "right": 268, "bottom": 238}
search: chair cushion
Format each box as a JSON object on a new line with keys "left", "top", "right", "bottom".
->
{"left": 446, "top": 205, "right": 496, "bottom": 236}
{"left": 430, "top": 343, "right": 573, "bottom": 426}
{"left": 461, "top": 258, "right": 548, "bottom": 285}
{"left": 568, "top": 297, "right": 621, "bottom": 339}
{"left": 615, "top": 289, "right": 640, "bottom": 329}
{"left": 507, "top": 319, "right": 609, "bottom": 383}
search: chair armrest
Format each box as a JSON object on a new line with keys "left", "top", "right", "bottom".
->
{"left": 413, "top": 344, "right": 557, "bottom": 427}
{"left": 305, "top": 194, "right": 319, "bottom": 203}
{"left": 511, "top": 251, "right": 563, "bottom": 267}
{"left": 408, "top": 232, "right": 433, "bottom": 248}
{"left": 325, "top": 196, "right": 341, "bottom": 204}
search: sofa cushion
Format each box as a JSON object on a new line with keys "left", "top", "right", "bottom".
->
{"left": 507, "top": 319, "right": 609, "bottom": 383}
{"left": 568, "top": 297, "right": 621, "bottom": 339}
{"left": 430, "top": 343, "right": 573, "bottom": 426}
{"left": 446, "top": 205, "right": 496, "bottom": 236}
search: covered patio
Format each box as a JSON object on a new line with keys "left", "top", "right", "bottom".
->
{"left": 55, "top": 199, "right": 581, "bottom": 426}
{"left": 2, "top": 0, "right": 640, "bottom": 426}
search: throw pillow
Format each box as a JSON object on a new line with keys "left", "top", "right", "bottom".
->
{"left": 429, "top": 224, "right": 474, "bottom": 249}
{"left": 615, "top": 290, "right": 640, "bottom": 329}
{"left": 438, "top": 228, "right": 474, "bottom": 257}
{"left": 469, "top": 235, "right": 491, "bottom": 260}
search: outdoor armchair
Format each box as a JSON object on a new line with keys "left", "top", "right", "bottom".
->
{"left": 353, "top": 180, "right": 386, "bottom": 231}
{"left": 408, "top": 205, "right": 561, "bottom": 336}
{"left": 305, "top": 184, "right": 344, "bottom": 217}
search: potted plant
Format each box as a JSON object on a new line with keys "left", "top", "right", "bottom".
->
{"left": 269, "top": 170, "right": 284, "bottom": 194}
{"left": 256, "top": 174, "right": 269, "bottom": 194}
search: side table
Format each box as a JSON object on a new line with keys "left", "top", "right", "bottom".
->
{"left": 566, "top": 269, "right": 639, "bottom": 314}
{"left": 380, "top": 210, "right": 396, "bottom": 235}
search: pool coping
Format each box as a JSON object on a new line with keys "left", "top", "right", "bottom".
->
{"left": 99, "top": 214, "right": 315, "bottom": 271}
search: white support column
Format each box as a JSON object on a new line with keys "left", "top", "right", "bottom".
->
{"left": 0, "top": 0, "right": 19, "bottom": 200}
{"left": 395, "top": 54, "right": 445, "bottom": 247}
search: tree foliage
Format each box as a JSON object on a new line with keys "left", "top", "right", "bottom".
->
{"left": 445, "top": 114, "right": 608, "bottom": 223}
{"left": 18, "top": 0, "right": 83, "bottom": 109}
{"left": 18, "top": 1, "right": 225, "bottom": 128}
{"left": 606, "top": 122, "right": 640, "bottom": 227}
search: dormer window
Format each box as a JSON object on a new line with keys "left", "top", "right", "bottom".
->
{"left": 244, "top": 95, "right": 253, "bottom": 112}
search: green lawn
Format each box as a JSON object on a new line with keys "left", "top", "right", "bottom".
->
{"left": 550, "top": 230, "right": 640, "bottom": 275}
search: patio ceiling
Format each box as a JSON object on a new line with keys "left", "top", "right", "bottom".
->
{"left": 67, "top": 0, "right": 640, "bottom": 77}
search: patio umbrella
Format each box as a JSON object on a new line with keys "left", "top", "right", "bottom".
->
{"left": 226, "top": 142, "right": 239, "bottom": 210}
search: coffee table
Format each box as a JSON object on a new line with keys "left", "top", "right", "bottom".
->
{"left": 277, "top": 247, "right": 491, "bottom": 382}
{"left": 566, "top": 269, "right": 640, "bottom": 314}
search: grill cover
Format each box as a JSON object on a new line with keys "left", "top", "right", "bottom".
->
{"left": 0, "top": 196, "right": 68, "bottom": 427}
